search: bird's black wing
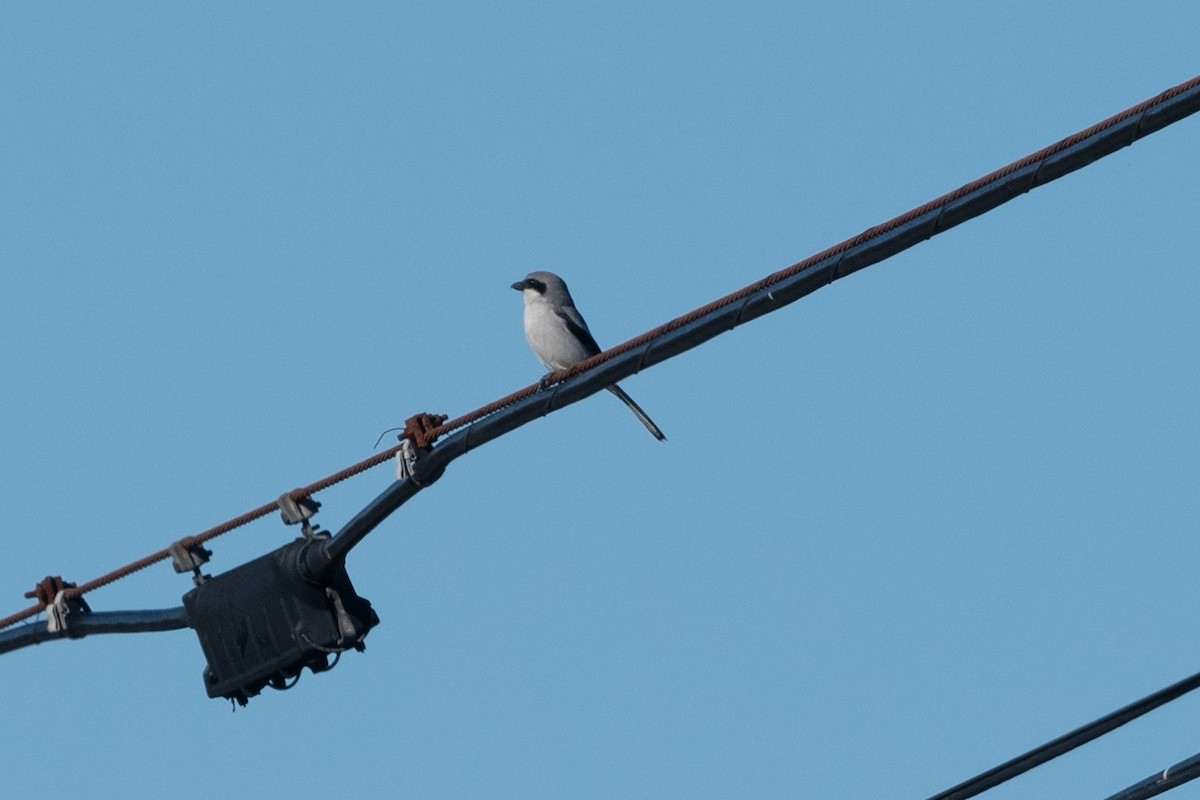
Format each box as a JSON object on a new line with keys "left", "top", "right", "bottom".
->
{"left": 555, "top": 307, "right": 603, "bottom": 357}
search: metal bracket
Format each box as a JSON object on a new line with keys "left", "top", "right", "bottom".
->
{"left": 169, "top": 539, "right": 213, "bottom": 586}
{"left": 279, "top": 493, "right": 322, "bottom": 539}
{"left": 393, "top": 413, "right": 448, "bottom": 486}
{"left": 395, "top": 438, "right": 420, "bottom": 482}
{"left": 46, "top": 589, "right": 91, "bottom": 634}
{"left": 278, "top": 493, "right": 321, "bottom": 526}
{"left": 327, "top": 587, "right": 365, "bottom": 649}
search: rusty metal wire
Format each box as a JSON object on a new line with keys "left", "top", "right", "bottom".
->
{"left": 2, "top": 74, "right": 1198, "bottom": 633}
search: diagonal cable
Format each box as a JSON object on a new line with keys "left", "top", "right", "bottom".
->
{"left": 2, "top": 74, "right": 1198, "bottom": 632}
{"left": 925, "top": 670, "right": 1200, "bottom": 800}
{"left": 1098, "top": 751, "right": 1200, "bottom": 800}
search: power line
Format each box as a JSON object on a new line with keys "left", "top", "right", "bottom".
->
{"left": 2, "top": 73, "right": 1198, "bottom": 633}
{"left": 925, "top": 670, "right": 1200, "bottom": 800}
{"left": 1100, "top": 751, "right": 1200, "bottom": 800}
{"left": 0, "top": 608, "right": 188, "bottom": 656}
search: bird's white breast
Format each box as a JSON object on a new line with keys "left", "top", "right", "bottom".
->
{"left": 523, "top": 296, "right": 591, "bottom": 371}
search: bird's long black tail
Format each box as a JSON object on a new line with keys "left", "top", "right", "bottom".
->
{"left": 606, "top": 384, "right": 667, "bottom": 441}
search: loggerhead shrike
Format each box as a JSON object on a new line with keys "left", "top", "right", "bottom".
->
{"left": 512, "top": 271, "right": 666, "bottom": 441}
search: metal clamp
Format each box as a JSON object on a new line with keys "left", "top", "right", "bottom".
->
{"left": 169, "top": 539, "right": 213, "bottom": 586}
{"left": 279, "top": 493, "right": 322, "bottom": 540}
{"left": 46, "top": 589, "right": 91, "bottom": 634}
{"left": 394, "top": 413, "right": 449, "bottom": 485}
{"left": 46, "top": 590, "right": 70, "bottom": 633}
{"left": 278, "top": 493, "right": 321, "bottom": 526}
{"left": 395, "top": 438, "right": 419, "bottom": 481}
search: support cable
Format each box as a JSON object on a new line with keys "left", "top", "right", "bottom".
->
{"left": 2, "top": 74, "right": 1198, "bottom": 632}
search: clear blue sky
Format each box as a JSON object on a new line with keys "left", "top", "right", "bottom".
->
{"left": 2, "top": 4, "right": 1198, "bottom": 799}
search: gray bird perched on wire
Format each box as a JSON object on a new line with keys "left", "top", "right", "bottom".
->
{"left": 512, "top": 271, "right": 666, "bottom": 441}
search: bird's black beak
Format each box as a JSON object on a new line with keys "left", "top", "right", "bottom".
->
{"left": 510, "top": 281, "right": 525, "bottom": 291}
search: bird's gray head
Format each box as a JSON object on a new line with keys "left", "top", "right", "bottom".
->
{"left": 511, "top": 270, "right": 573, "bottom": 305}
